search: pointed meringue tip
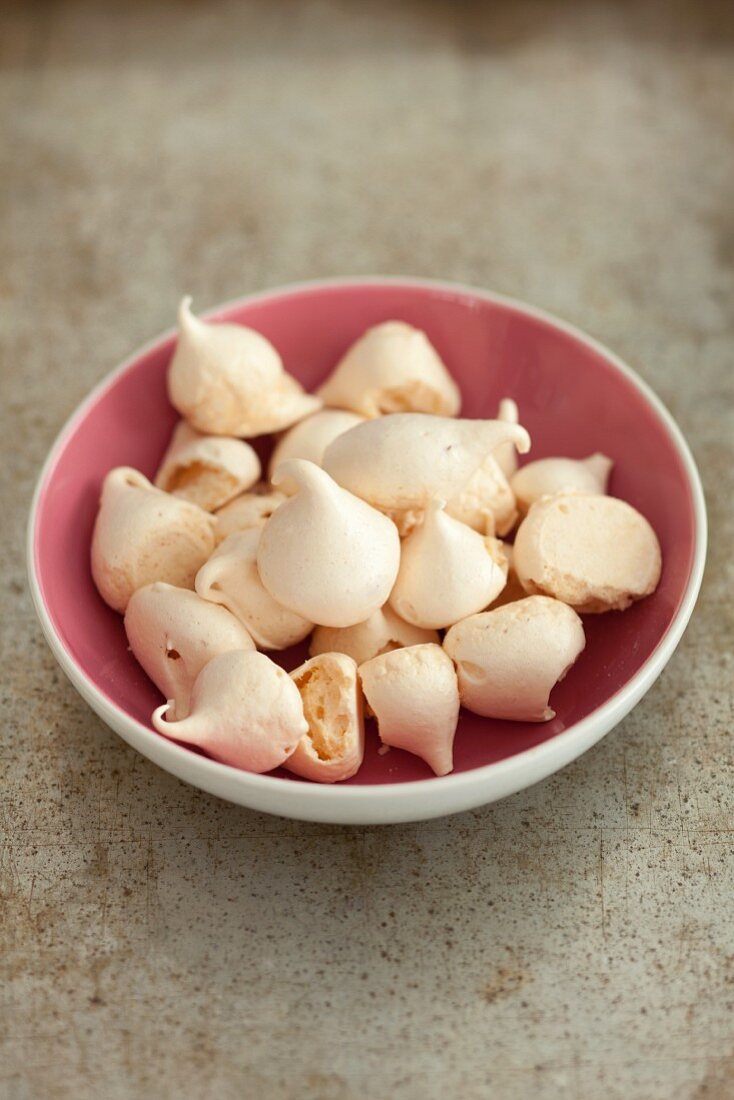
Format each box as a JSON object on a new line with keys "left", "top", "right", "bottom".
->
{"left": 152, "top": 700, "right": 174, "bottom": 733}
{"left": 584, "top": 452, "right": 614, "bottom": 484}
{"left": 498, "top": 398, "right": 519, "bottom": 423}
{"left": 511, "top": 424, "right": 531, "bottom": 454}
{"left": 271, "top": 458, "right": 328, "bottom": 493}
{"left": 177, "top": 295, "right": 196, "bottom": 329}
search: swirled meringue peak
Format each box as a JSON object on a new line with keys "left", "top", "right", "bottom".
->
{"left": 359, "top": 643, "right": 460, "bottom": 776}
{"left": 443, "top": 596, "right": 586, "bottom": 722}
{"left": 316, "top": 321, "right": 461, "bottom": 418}
{"left": 285, "top": 653, "right": 365, "bottom": 783}
{"left": 155, "top": 421, "right": 260, "bottom": 511}
{"left": 323, "top": 413, "right": 530, "bottom": 511}
{"left": 257, "top": 460, "right": 401, "bottom": 627}
{"left": 268, "top": 408, "right": 365, "bottom": 490}
{"left": 167, "top": 297, "right": 320, "bottom": 437}
{"left": 195, "top": 529, "right": 312, "bottom": 650}
{"left": 152, "top": 650, "right": 307, "bottom": 773}
{"left": 511, "top": 453, "right": 613, "bottom": 514}
{"left": 214, "top": 484, "right": 286, "bottom": 544}
{"left": 389, "top": 501, "right": 509, "bottom": 630}
{"left": 91, "top": 467, "right": 216, "bottom": 613}
{"left": 124, "top": 582, "right": 255, "bottom": 720}
{"left": 309, "top": 605, "right": 439, "bottom": 666}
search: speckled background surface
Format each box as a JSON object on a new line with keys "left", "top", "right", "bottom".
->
{"left": 2, "top": 1, "right": 733, "bottom": 1097}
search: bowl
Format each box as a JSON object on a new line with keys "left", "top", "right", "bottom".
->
{"left": 27, "top": 278, "right": 706, "bottom": 824}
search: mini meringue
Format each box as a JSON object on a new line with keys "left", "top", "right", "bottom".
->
{"left": 317, "top": 321, "right": 461, "bottom": 418}
{"left": 513, "top": 492, "right": 662, "bottom": 612}
{"left": 389, "top": 501, "right": 508, "bottom": 630}
{"left": 257, "top": 460, "right": 401, "bottom": 627}
{"left": 511, "top": 453, "right": 613, "bottom": 514}
{"left": 323, "top": 413, "right": 530, "bottom": 512}
{"left": 195, "top": 529, "right": 312, "bottom": 650}
{"left": 285, "top": 653, "right": 365, "bottom": 783}
{"left": 214, "top": 485, "right": 286, "bottom": 544}
{"left": 152, "top": 650, "right": 307, "bottom": 773}
{"left": 91, "top": 467, "right": 216, "bottom": 613}
{"left": 124, "top": 582, "right": 255, "bottom": 719}
{"left": 443, "top": 596, "right": 585, "bottom": 721}
{"left": 494, "top": 398, "right": 521, "bottom": 479}
{"left": 359, "top": 644, "right": 460, "bottom": 776}
{"left": 309, "top": 605, "right": 439, "bottom": 665}
{"left": 167, "top": 297, "right": 320, "bottom": 437}
{"left": 268, "top": 409, "right": 365, "bottom": 488}
{"left": 445, "top": 453, "right": 517, "bottom": 535}
{"left": 155, "top": 420, "right": 260, "bottom": 511}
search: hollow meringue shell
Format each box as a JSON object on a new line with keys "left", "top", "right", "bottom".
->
{"left": 323, "top": 413, "right": 530, "bottom": 511}
{"left": 167, "top": 297, "right": 320, "bottom": 437}
{"left": 214, "top": 486, "right": 286, "bottom": 544}
{"left": 445, "top": 453, "right": 517, "bottom": 536}
{"left": 443, "top": 596, "right": 586, "bottom": 721}
{"left": 91, "top": 467, "right": 216, "bottom": 613}
{"left": 511, "top": 453, "right": 613, "bottom": 514}
{"left": 155, "top": 421, "right": 261, "bottom": 511}
{"left": 309, "top": 605, "right": 439, "bottom": 665}
{"left": 513, "top": 492, "right": 662, "bottom": 612}
{"left": 257, "top": 460, "right": 401, "bottom": 627}
{"left": 359, "top": 644, "right": 460, "bottom": 776}
{"left": 389, "top": 501, "right": 509, "bottom": 630}
{"left": 285, "top": 653, "right": 365, "bottom": 783}
{"left": 268, "top": 409, "right": 365, "bottom": 489}
{"left": 152, "top": 650, "right": 307, "bottom": 773}
{"left": 124, "top": 582, "right": 255, "bottom": 719}
{"left": 316, "top": 321, "right": 462, "bottom": 418}
{"left": 195, "top": 529, "right": 312, "bottom": 650}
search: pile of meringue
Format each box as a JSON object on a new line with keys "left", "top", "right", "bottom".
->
{"left": 91, "top": 299, "right": 663, "bottom": 782}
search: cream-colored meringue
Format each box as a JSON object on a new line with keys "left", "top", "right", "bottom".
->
{"left": 285, "top": 653, "right": 365, "bottom": 783}
{"left": 389, "top": 501, "right": 508, "bottom": 630}
{"left": 494, "top": 398, "right": 521, "bottom": 479}
{"left": 195, "top": 529, "right": 312, "bottom": 650}
{"left": 257, "top": 460, "right": 401, "bottom": 628}
{"left": 487, "top": 543, "right": 527, "bottom": 609}
{"left": 513, "top": 492, "right": 662, "bottom": 613}
{"left": 511, "top": 453, "right": 613, "bottom": 514}
{"left": 443, "top": 596, "right": 585, "bottom": 721}
{"left": 268, "top": 409, "right": 365, "bottom": 489}
{"left": 323, "top": 413, "right": 530, "bottom": 511}
{"left": 152, "top": 650, "right": 307, "bottom": 773}
{"left": 214, "top": 485, "right": 286, "bottom": 544}
{"left": 167, "top": 297, "right": 320, "bottom": 437}
{"left": 91, "top": 467, "right": 216, "bottom": 613}
{"left": 317, "top": 321, "right": 461, "bottom": 418}
{"left": 359, "top": 644, "right": 459, "bottom": 776}
{"left": 154, "top": 420, "right": 260, "bottom": 511}
{"left": 124, "top": 582, "right": 255, "bottom": 719}
{"left": 309, "top": 605, "right": 439, "bottom": 665}
{"left": 445, "top": 454, "right": 517, "bottom": 536}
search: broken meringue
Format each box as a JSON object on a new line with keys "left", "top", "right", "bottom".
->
{"left": 285, "top": 653, "right": 365, "bottom": 783}
{"left": 214, "top": 485, "right": 286, "bottom": 544}
{"left": 389, "top": 501, "right": 509, "bottom": 630}
{"left": 257, "top": 460, "right": 401, "bottom": 627}
{"left": 443, "top": 596, "right": 585, "bottom": 721}
{"left": 309, "top": 605, "right": 439, "bottom": 666}
{"left": 167, "top": 297, "right": 320, "bottom": 437}
{"left": 124, "top": 582, "right": 255, "bottom": 719}
{"left": 152, "top": 649, "right": 307, "bottom": 773}
{"left": 268, "top": 409, "right": 365, "bottom": 487}
{"left": 513, "top": 492, "right": 662, "bottom": 612}
{"left": 195, "top": 529, "right": 312, "bottom": 650}
{"left": 359, "top": 644, "right": 460, "bottom": 776}
{"left": 317, "top": 321, "right": 461, "bottom": 418}
{"left": 154, "top": 420, "right": 260, "bottom": 511}
{"left": 445, "top": 453, "right": 517, "bottom": 536}
{"left": 91, "top": 467, "right": 216, "bottom": 613}
{"left": 511, "top": 453, "right": 613, "bottom": 514}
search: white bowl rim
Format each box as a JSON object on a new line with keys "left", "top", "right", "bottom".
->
{"left": 27, "top": 276, "right": 708, "bottom": 824}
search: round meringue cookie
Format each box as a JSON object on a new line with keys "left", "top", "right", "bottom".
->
{"left": 359, "top": 644, "right": 460, "bottom": 777}
{"left": 511, "top": 453, "right": 613, "bottom": 514}
{"left": 91, "top": 467, "right": 216, "bottom": 613}
{"left": 195, "top": 529, "right": 312, "bottom": 650}
{"left": 316, "top": 321, "right": 462, "bottom": 418}
{"left": 445, "top": 453, "right": 517, "bottom": 536}
{"left": 214, "top": 485, "right": 286, "bottom": 545}
{"left": 309, "top": 605, "right": 439, "bottom": 666}
{"left": 124, "top": 583, "right": 255, "bottom": 719}
{"left": 443, "top": 596, "right": 586, "bottom": 722}
{"left": 513, "top": 492, "right": 662, "bottom": 613}
{"left": 152, "top": 650, "right": 307, "bottom": 773}
{"left": 389, "top": 501, "right": 509, "bottom": 630}
{"left": 285, "top": 653, "right": 365, "bottom": 783}
{"left": 268, "top": 409, "right": 365, "bottom": 489}
{"left": 257, "top": 460, "right": 401, "bottom": 628}
{"left": 167, "top": 297, "right": 320, "bottom": 437}
{"left": 494, "top": 397, "right": 521, "bottom": 479}
{"left": 155, "top": 421, "right": 261, "bottom": 511}
{"left": 323, "top": 413, "right": 530, "bottom": 512}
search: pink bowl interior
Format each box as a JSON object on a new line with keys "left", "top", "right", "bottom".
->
{"left": 33, "top": 282, "right": 697, "bottom": 785}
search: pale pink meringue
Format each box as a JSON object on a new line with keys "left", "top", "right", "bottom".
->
{"left": 511, "top": 453, "right": 613, "bottom": 514}
{"left": 214, "top": 485, "right": 286, "bottom": 544}
{"left": 154, "top": 421, "right": 260, "bottom": 511}
{"left": 285, "top": 653, "right": 365, "bottom": 783}
{"left": 268, "top": 409, "right": 365, "bottom": 488}
{"left": 309, "top": 605, "right": 439, "bottom": 666}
